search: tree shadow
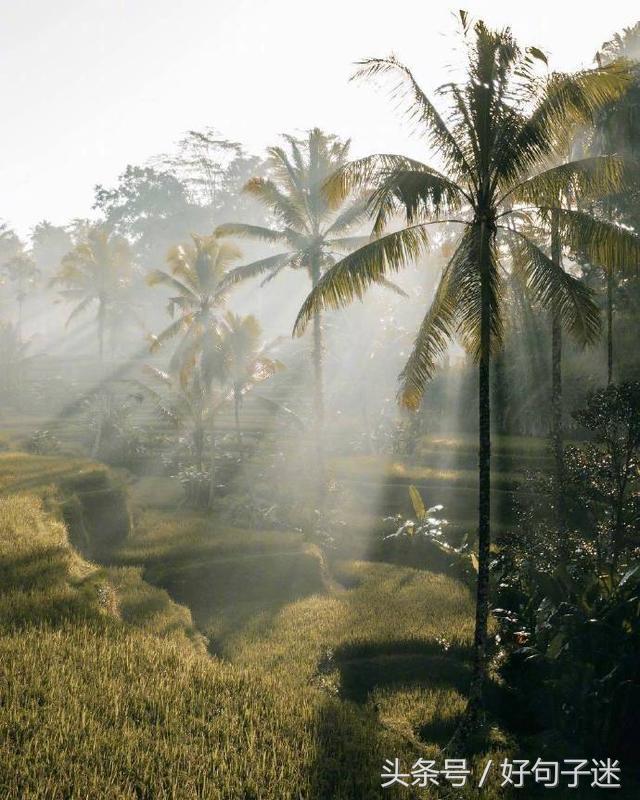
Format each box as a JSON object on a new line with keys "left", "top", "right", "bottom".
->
{"left": 334, "top": 638, "right": 472, "bottom": 705}
{"left": 306, "top": 699, "right": 405, "bottom": 800}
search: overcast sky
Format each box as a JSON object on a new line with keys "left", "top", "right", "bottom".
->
{"left": 1, "top": 0, "right": 638, "bottom": 237}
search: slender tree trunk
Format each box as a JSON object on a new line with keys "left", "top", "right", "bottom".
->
{"left": 310, "top": 255, "right": 326, "bottom": 502}
{"left": 208, "top": 425, "right": 216, "bottom": 510}
{"left": 98, "top": 300, "right": 105, "bottom": 364}
{"left": 91, "top": 299, "right": 107, "bottom": 459}
{"left": 312, "top": 310, "right": 324, "bottom": 425}
{"left": 17, "top": 298, "right": 23, "bottom": 340}
{"left": 462, "top": 219, "right": 493, "bottom": 731}
{"left": 194, "top": 426, "right": 204, "bottom": 471}
{"left": 607, "top": 269, "right": 614, "bottom": 385}
{"left": 234, "top": 388, "right": 242, "bottom": 453}
{"left": 550, "top": 210, "right": 566, "bottom": 540}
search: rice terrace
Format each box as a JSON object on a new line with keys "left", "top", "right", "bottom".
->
{"left": 1, "top": 3, "right": 640, "bottom": 798}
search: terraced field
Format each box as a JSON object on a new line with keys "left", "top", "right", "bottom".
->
{"left": 6, "top": 441, "right": 631, "bottom": 798}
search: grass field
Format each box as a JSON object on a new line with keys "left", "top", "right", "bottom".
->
{"left": 4, "top": 445, "right": 635, "bottom": 798}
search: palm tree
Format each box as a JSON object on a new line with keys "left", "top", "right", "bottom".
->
{"left": 215, "top": 128, "right": 373, "bottom": 441}
{"left": 293, "top": 15, "right": 632, "bottom": 725}
{"left": 0, "top": 321, "right": 31, "bottom": 402}
{"left": 2, "top": 250, "right": 38, "bottom": 336}
{"left": 148, "top": 233, "right": 246, "bottom": 507}
{"left": 139, "top": 364, "right": 226, "bottom": 507}
{"left": 147, "top": 232, "right": 241, "bottom": 383}
{"left": 53, "top": 226, "right": 134, "bottom": 361}
{"left": 140, "top": 364, "right": 220, "bottom": 472}
{"left": 218, "top": 311, "right": 285, "bottom": 449}
{"left": 593, "top": 24, "right": 640, "bottom": 384}
{"left": 513, "top": 156, "right": 640, "bottom": 534}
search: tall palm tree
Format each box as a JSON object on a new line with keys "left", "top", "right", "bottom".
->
{"left": 218, "top": 311, "right": 284, "bottom": 448}
{"left": 513, "top": 156, "right": 640, "bottom": 534}
{"left": 53, "top": 226, "right": 135, "bottom": 457}
{"left": 53, "top": 226, "right": 133, "bottom": 361}
{"left": 294, "top": 15, "right": 632, "bottom": 725}
{"left": 148, "top": 233, "right": 245, "bottom": 507}
{"left": 593, "top": 24, "right": 640, "bottom": 384}
{"left": 147, "top": 232, "right": 241, "bottom": 384}
{"left": 2, "top": 251, "right": 38, "bottom": 336}
{"left": 215, "top": 128, "right": 373, "bottom": 439}
{"left": 0, "top": 321, "right": 31, "bottom": 401}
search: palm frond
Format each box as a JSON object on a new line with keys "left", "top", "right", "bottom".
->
{"left": 214, "top": 223, "right": 288, "bottom": 244}
{"left": 554, "top": 208, "right": 640, "bottom": 275}
{"left": 397, "top": 254, "right": 460, "bottom": 410}
{"left": 323, "top": 197, "right": 371, "bottom": 235}
{"left": 324, "top": 153, "right": 455, "bottom": 207}
{"left": 65, "top": 295, "right": 95, "bottom": 327}
{"left": 327, "top": 235, "right": 373, "bottom": 254}
{"left": 146, "top": 269, "right": 197, "bottom": 300}
{"left": 218, "top": 252, "right": 293, "bottom": 289}
{"left": 243, "top": 177, "right": 308, "bottom": 231}
{"left": 450, "top": 227, "right": 504, "bottom": 361}
{"left": 367, "top": 169, "right": 466, "bottom": 235}
{"left": 148, "top": 317, "right": 188, "bottom": 353}
{"left": 506, "top": 155, "right": 625, "bottom": 206}
{"left": 293, "top": 224, "right": 431, "bottom": 335}
{"left": 498, "top": 63, "right": 630, "bottom": 186}
{"left": 504, "top": 227, "right": 601, "bottom": 344}
{"left": 352, "top": 56, "right": 472, "bottom": 177}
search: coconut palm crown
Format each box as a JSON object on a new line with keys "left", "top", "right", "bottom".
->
{"left": 215, "top": 128, "right": 375, "bottom": 422}
{"left": 53, "top": 225, "right": 134, "bottom": 360}
{"left": 147, "top": 232, "right": 242, "bottom": 384}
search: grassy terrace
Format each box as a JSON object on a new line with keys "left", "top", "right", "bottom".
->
{"left": 0, "top": 451, "right": 516, "bottom": 798}
{"left": 5, "top": 447, "right": 633, "bottom": 798}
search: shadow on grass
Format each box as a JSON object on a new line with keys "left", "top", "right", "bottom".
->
{"left": 307, "top": 699, "right": 397, "bottom": 800}
{"left": 334, "top": 638, "right": 473, "bottom": 706}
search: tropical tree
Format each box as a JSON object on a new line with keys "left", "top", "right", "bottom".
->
{"left": 52, "top": 226, "right": 134, "bottom": 361}
{"left": 30, "top": 221, "right": 73, "bottom": 279}
{"left": 141, "top": 364, "right": 220, "bottom": 471}
{"left": 218, "top": 311, "right": 285, "bottom": 448}
{"left": 216, "top": 128, "right": 373, "bottom": 436}
{"left": 2, "top": 250, "right": 38, "bottom": 335}
{"left": 0, "top": 321, "right": 31, "bottom": 402}
{"left": 293, "top": 15, "right": 633, "bottom": 727}
{"left": 139, "top": 364, "right": 226, "bottom": 506}
{"left": 512, "top": 154, "right": 640, "bottom": 533}
{"left": 593, "top": 23, "right": 640, "bottom": 384}
{"left": 147, "top": 232, "right": 241, "bottom": 382}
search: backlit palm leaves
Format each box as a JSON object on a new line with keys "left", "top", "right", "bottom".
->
{"left": 216, "top": 128, "right": 371, "bottom": 423}
{"left": 147, "top": 233, "right": 242, "bottom": 384}
{"left": 218, "top": 311, "right": 285, "bottom": 444}
{"left": 53, "top": 226, "right": 134, "bottom": 360}
{"left": 292, "top": 16, "right": 636, "bottom": 724}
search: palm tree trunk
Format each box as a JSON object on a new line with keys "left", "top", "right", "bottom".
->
{"left": 312, "top": 310, "right": 324, "bottom": 425}
{"left": 310, "top": 255, "right": 326, "bottom": 501}
{"left": 234, "top": 388, "right": 242, "bottom": 453}
{"left": 607, "top": 269, "right": 614, "bottom": 385}
{"left": 17, "top": 298, "right": 23, "bottom": 340}
{"left": 462, "top": 220, "right": 493, "bottom": 730}
{"left": 91, "top": 299, "right": 107, "bottom": 459}
{"left": 310, "top": 254, "right": 325, "bottom": 427}
{"left": 98, "top": 299, "right": 105, "bottom": 364}
{"left": 208, "top": 425, "right": 216, "bottom": 510}
{"left": 194, "top": 426, "right": 204, "bottom": 471}
{"left": 550, "top": 210, "right": 566, "bottom": 538}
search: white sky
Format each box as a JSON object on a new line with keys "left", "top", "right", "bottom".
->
{"left": 1, "top": 0, "right": 638, "bottom": 237}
